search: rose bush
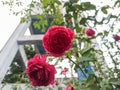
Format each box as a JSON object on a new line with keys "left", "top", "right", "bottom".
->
{"left": 42, "top": 26, "right": 74, "bottom": 57}
{"left": 26, "top": 54, "right": 56, "bottom": 86}
{"left": 2, "top": 0, "right": 120, "bottom": 89}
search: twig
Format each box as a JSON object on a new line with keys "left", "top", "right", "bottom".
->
{"left": 66, "top": 55, "right": 87, "bottom": 78}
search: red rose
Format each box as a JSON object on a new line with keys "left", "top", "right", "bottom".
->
{"left": 113, "top": 34, "right": 120, "bottom": 41}
{"left": 26, "top": 54, "right": 56, "bottom": 86}
{"left": 86, "top": 28, "right": 95, "bottom": 36}
{"left": 42, "top": 26, "right": 74, "bottom": 57}
{"left": 64, "top": 84, "right": 74, "bottom": 90}
{"left": 61, "top": 67, "right": 68, "bottom": 75}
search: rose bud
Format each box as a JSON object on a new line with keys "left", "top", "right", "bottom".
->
{"left": 61, "top": 67, "right": 68, "bottom": 75}
{"left": 86, "top": 28, "right": 95, "bottom": 36}
{"left": 113, "top": 34, "right": 120, "bottom": 41}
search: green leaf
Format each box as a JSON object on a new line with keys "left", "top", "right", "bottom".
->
{"left": 109, "top": 78, "right": 120, "bottom": 85}
{"left": 101, "top": 85, "right": 113, "bottom": 90}
{"left": 36, "top": 14, "right": 42, "bottom": 20}
{"left": 41, "top": 27, "right": 46, "bottom": 32}
{"left": 104, "top": 31, "right": 109, "bottom": 36}
{"left": 64, "top": 13, "right": 72, "bottom": 20}
{"left": 66, "top": 50, "right": 72, "bottom": 56}
{"left": 79, "top": 2, "right": 96, "bottom": 11}
{"left": 30, "top": 3, "right": 34, "bottom": 8}
{"left": 33, "top": 21, "right": 40, "bottom": 29}
{"left": 74, "top": 27, "right": 82, "bottom": 33}
{"left": 82, "top": 55, "right": 96, "bottom": 61}
{"left": 41, "top": 0, "right": 49, "bottom": 7}
{"left": 97, "top": 32, "right": 103, "bottom": 36}
{"left": 70, "top": 0, "right": 79, "bottom": 3}
{"left": 80, "top": 18, "right": 87, "bottom": 25}
{"left": 101, "top": 7, "right": 108, "bottom": 14}
{"left": 87, "top": 86, "right": 100, "bottom": 90}
{"left": 80, "top": 47, "right": 94, "bottom": 55}
{"left": 64, "top": 2, "right": 69, "bottom": 7}
{"left": 55, "top": 0, "right": 61, "bottom": 5}
{"left": 73, "top": 12, "right": 77, "bottom": 20}
{"left": 20, "top": 17, "right": 26, "bottom": 23}
{"left": 114, "top": 0, "right": 120, "bottom": 6}
{"left": 110, "top": 42, "right": 114, "bottom": 48}
{"left": 40, "top": 20, "right": 48, "bottom": 25}
{"left": 80, "top": 86, "right": 100, "bottom": 90}
{"left": 80, "top": 47, "right": 96, "bottom": 61}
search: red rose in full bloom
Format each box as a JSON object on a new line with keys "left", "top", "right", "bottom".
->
{"left": 64, "top": 84, "right": 74, "bottom": 90}
{"left": 42, "top": 26, "right": 74, "bottom": 57}
{"left": 113, "top": 34, "right": 120, "bottom": 41}
{"left": 86, "top": 28, "right": 95, "bottom": 36}
{"left": 26, "top": 54, "right": 56, "bottom": 86}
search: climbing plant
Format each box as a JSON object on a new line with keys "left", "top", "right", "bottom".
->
{"left": 1, "top": 0, "right": 120, "bottom": 90}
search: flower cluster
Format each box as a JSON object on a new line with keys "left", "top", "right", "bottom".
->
{"left": 26, "top": 26, "right": 119, "bottom": 88}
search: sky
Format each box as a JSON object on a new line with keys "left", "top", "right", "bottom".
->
{"left": 0, "top": 0, "right": 33, "bottom": 51}
{"left": 0, "top": 3, "right": 20, "bottom": 51}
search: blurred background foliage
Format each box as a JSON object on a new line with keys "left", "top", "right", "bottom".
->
{"left": 2, "top": 45, "right": 36, "bottom": 83}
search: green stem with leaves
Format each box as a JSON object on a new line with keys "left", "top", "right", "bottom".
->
{"left": 66, "top": 55, "right": 87, "bottom": 78}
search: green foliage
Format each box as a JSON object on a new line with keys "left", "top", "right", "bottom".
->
{"left": 3, "top": 58, "right": 25, "bottom": 83}
{"left": 24, "top": 45, "right": 36, "bottom": 59}
{"left": 79, "top": 2, "right": 96, "bottom": 11}
{"left": 3, "top": 45, "right": 36, "bottom": 83}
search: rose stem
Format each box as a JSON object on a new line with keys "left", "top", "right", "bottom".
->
{"left": 66, "top": 56, "right": 87, "bottom": 79}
